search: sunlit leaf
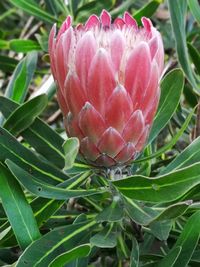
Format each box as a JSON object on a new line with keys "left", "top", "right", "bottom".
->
{"left": 113, "top": 163, "right": 200, "bottom": 203}
{"left": 0, "top": 163, "right": 41, "bottom": 250}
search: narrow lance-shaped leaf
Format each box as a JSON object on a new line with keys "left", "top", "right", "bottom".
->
{"left": 124, "top": 198, "right": 192, "bottom": 225}
{"left": 0, "top": 96, "right": 65, "bottom": 168}
{"left": 9, "top": 0, "right": 59, "bottom": 24}
{"left": 168, "top": 0, "right": 198, "bottom": 90}
{"left": 160, "top": 136, "right": 200, "bottom": 175}
{"left": 3, "top": 94, "right": 48, "bottom": 136}
{"left": 157, "top": 247, "right": 182, "bottom": 267}
{"left": 0, "top": 163, "right": 41, "bottom": 250}
{"left": 124, "top": 198, "right": 156, "bottom": 225}
{"left": 9, "top": 39, "right": 41, "bottom": 53}
{"left": 4, "top": 51, "right": 38, "bottom": 103}
{"left": 0, "top": 39, "right": 9, "bottom": 49}
{"left": 0, "top": 55, "right": 18, "bottom": 73}
{"left": 63, "top": 137, "right": 80, "bottom": 170}
{"left": 130, "top": 237, "right": 139, "bottom": 267}
{"left": 0, "top": 172, "right": 92, "bottom": 247}
{"left": 148, "top": 69, "right": 184, "bottom": 143}
{"left": 187, "top": 42, "right": 200, "bottom": 76}
{"left": 49, "top": 244, "right": 91, "bottom": 267}
{"left": 158, "top": 211, "right": 200, "bottom": 267}
{"left": 188, "top": 0, "right": 200, "bottom": 25}
{"left": 133, "top": 0, "right": 161, "bottom": 23}
{"left": 0, "top": 226, "right": 12, "bottom": 241}
{"left": 90, "top": 224, "right": 117, "bottom": 248}
{"left": 0, "top": 126, "right": 68, "bottom": 185}
{"left": 150, "top": 201, "right": 192, "bottom": 222}
{"left": 16, "top": 221, "right": 96, "bottom": 267}
{"left": 0, "top": 55, "right": 37, "bottom": 128}
{"left": 110, "top": 0, "right": 134, "bottom": 17}
{"left": 136, "top": 106, "right": 194, "bottom": 162}
{"left": 6, "top": 159, "right": 105, "bottom": 200}
{"left": 31, "top": 172, "right": 91, "bottom": 227}
{"left": 150, "top": 220, "right": 172, "bottom": 241}
{"left": 96, "top": 195, "right": 124, "bottom": 222}
{"left": 113, "top": 162, "right": 200, "bottom": 203}
{"left": 0, "top": 52, "right": 38, "bottom": 125}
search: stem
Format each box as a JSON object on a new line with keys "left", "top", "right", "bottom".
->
{"left": 51, "top": 213, "right": 97, "bottom": 219}
{"left": 0, "top": 8, "right": 17, "bottom": 22}
{"left": 118, "top": 234, "right": 128, "bottom": 258}
{"left": 131, "top": 220, "right": 144, "bottom": 243}
{"left": 84, "top": 197, "right": 102, "bottom": 212}
{"left": 194, "top": 100, "right": 200, "bottom": 138}
{"left": 67, "top": 171, "right": 91, "bottom": 189}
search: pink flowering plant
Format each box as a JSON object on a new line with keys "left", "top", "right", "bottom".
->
{"left": 0, "top": 1, "right": 200, "bottom": 266}
{"left": 49, "top": 10, "right": 164, "bottom": 168}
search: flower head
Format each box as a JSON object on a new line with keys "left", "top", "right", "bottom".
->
{"left": 49, "top": 10, "right": 164, "bottom": 167}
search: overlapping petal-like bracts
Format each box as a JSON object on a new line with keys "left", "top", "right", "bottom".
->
{"left": 49, "top": 10, "right": 164, "bottom": 167}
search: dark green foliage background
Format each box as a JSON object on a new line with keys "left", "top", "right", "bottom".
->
{"left": 0, "top": 0, "right": 200, "bottom": 266}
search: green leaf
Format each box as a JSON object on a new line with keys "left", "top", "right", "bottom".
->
{"left": 0, "top": 6, "right": 17, "bottom": 21}
{"left": 135, "top": 107, "right": 194, "bottom": 163}
{"left": 32, "top": 172, "right": 91, "bottom": 226}
{"left": 45, "top": 0, "right": 69, "bottom": 16}
{"left": 31, "top": 198, "right": 64, "bottom": 227}
{"left": 187, "top": 42, "right": 200, "bottom": 76}
{"left": 9, "top": 0, "right": 58, "bottom": 24}
{"left": 0, "top": 163, "right": 41, "bottom": 250}
{"left": 148, "top": 69, "right": 184, "bottom": 143}
{"left": 150, "top": 220, "right": 172, "bottom": 241}
{"left": 90, "top": 224, "right": 117, "bottom": 248}
{"left": 0, "top": 39, "right": 9, "bottom": 49}
{"left": 188, "top": 0, "right": 200, "bottom": 25}
{"left": 110, "top": 0, "right": 134, "bottom": 17}
{"left": 168, "top": 0, "right": 198, "bottom": 90}
{"left": 0, "top": 226, "right": 11, "bottom": 241}
{"left": 75, "top": 0, "right": 114, "bottom": 22}
{"left": 3, "top": 94, "right": 48, "bottom": 136}
{"left": 0, "top": 96, "right": 19, "bottom": 118}
{"left": 125, "top": 198, "right": 156, "bottom": 225}
{"left": 44, "top": 0, "right": 59, "bottom": 15}
{"left": 113, "top": 163, "right": 200, "bottom": 203}
{"left": 0, "top": 96, "right": 65, "bottom": 169}
{"left": 96, "top": 196, "right": 124, "bottom": 222}
{"left": 0, "top": 221, "right": 17, "bottom": 248}
{"left": 160, "top": 136, "right": 200, "bottom": 175}
{"left": 157, "top": 246, "right": 182, "bottom": 267}
{"left": 0, "top": 173, "right": 90, "bottom": 246}
{"left": 134, "top": 0, "right": 161, "bottom": 23}
{"left": 35, "top": 32, "right": 49, "bottom": 52}
{"left": 183, "top": 83, "right": 198, "bottom": 107}
{"left": 191, "top": 250, "right": 200, "bottom": 263}
{"left": 4, "top": 51, "right": 38, "bottom": 103}
{"left": 125, "top": 198, "right": 191, "bottom": 226}
{"left": 130, "top": 237, "right": 139, "bottom": 267}
{"left": 63, "top": 138, "right": 80, "bottom": 170}
{"left": 158, "top": 211, "right": 200, "bottom": 267}
{"left": 0, "top": 126, "right": 68, "bottom": 185}
{"left": 151, "top": 201, "right": 192, "bottom": 222}
{"left": 6, "top": 159, "right": 104, "bottom": 200}
{"left": 49, "top": 244, "right": 91, "bottom": 267}
{"left": 22, "top": 118, "right": 65, "bottom": 169}
{"left": 0, "top": 55, "right": 18, "bottom": 73}
{"left": 9, "top": 39, "right": 41, "bottom": 53}
{"left": 69, "top": 0, "right": 80, "bottom": 17}
{"left": 16, "top": 220, "right": 96, "bottom": 266}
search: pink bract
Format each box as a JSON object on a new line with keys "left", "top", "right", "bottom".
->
{"left": 49, "top": 10, "right": 164, "bottom": 168}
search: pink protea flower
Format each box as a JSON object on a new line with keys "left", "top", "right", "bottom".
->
{"left": 49, "top": 10, "right": 164, "bottom": 167}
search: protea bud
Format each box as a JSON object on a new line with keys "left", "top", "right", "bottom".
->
{"left": 49, "top": 10, "right": 164, "bottom": 167}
